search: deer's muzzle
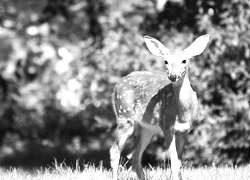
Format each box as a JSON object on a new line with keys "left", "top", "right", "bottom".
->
{"left": 169, "top": 74, "right": 179, "bottom": 82}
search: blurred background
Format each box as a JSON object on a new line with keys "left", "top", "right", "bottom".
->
{"left": 0, "top": 0, "right": 250, "bottom": 170}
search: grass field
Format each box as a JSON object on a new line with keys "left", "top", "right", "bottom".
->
{"left": 0, "top": 161, "right": 250, "bottom": 180}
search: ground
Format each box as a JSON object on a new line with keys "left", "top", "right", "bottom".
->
{"left": 0, "top": 161, "right": 250, "bottom": 180}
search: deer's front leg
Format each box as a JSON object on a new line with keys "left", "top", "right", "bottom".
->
{"left": 169, "top": 133, "right": 186, "bottom": 180}
{"left": 131, "top": 125, "right": 154, "bottom": 180}
{"left": 163, "top": 129, "right": 177, "bottom": 180}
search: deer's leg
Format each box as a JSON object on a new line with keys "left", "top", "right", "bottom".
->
{"left": 169, "top": 135, "right": 181, "bottom": 180}
{"left": 110, "top": 118, "right": 134, "bottom": 180}
{"left": 131, "top": 125, "right": 153, "bottom": 180}
{"left": 163, "top": 129, "right": 179, "bottom": 180}
{"left": 168, "top": 133, "right": 186, "bottom": 180}
{"left": 110, "top": 141, "right": 120, "bottom": 180}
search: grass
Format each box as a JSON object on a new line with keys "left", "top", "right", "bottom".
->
{"left": 0, "top": 161, "right": 250, "bottom": 180}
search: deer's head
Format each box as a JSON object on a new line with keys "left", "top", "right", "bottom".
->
{"left": 144, "top": 34, "right": 210, "bottom": 82}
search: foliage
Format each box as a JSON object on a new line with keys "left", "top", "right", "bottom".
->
{"left": 0, "top": 0, "right": 249, "bottom": 168}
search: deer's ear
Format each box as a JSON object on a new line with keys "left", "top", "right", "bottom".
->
{"left": 144, "top": 35, "right": 169, "bottom": 58}
{"left": 183, "top": 34, "right": 210, "bottom": 59}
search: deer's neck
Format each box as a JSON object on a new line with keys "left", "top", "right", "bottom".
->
{"left": 172, "top": 70, "right": 193, "bottom": 106}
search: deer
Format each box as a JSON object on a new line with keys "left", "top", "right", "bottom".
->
{"left": 110, "top": 34, "right": 210, "bottom": 180}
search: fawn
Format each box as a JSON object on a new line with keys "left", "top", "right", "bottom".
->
{"left": 110, "top": 34, "right": 210, "bottom": 180}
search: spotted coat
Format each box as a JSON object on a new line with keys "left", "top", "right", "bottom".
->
{"left": 112, "top": 71, "right": 198, "bottom": 134}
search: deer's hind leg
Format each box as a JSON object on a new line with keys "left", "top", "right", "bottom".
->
{"left": 110, "top": 116, "right": 135, "bottom": 180}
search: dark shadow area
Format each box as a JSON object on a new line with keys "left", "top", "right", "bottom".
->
{"left": 0, "top": 141, "right": 111, "bottom": 170}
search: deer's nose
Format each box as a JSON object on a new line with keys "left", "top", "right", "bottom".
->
{"left": 169, "top": 74, "right": 177, "bottom": 82}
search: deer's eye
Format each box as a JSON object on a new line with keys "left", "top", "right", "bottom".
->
{"left": 182, "top": 60, "right": 186, "bottom": 64}
{"left": 164, "top": 61, "right": 169, "bottom": 65}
